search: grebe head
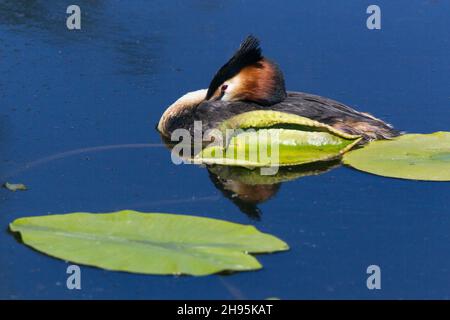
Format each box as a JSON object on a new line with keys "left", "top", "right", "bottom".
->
{"left": 157, "top": 36, "right": 287, "bottom": 137}
{"left": 205, "top": 35, "right": 286, "bottom": 106}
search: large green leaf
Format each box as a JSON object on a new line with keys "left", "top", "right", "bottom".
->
{"left": 9, "top": 210, "right": 288, "bottom": 276}
{"left": 343, "top": 132, "right": 450, "bottom": 181}
{"left": 196, "top": 110, "right": 361, "bottom": 167}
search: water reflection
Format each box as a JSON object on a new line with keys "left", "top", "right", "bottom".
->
{"left": 207, "top": 161, "right": 340, "bottom": 219}
{"left": 159, "top": 134, "right": 340, "bottom": 218}
{"left": 208, "top": 170, "right": 280, "bottom": 219}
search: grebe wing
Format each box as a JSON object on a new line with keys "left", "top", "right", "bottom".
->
{"left": 277, "top": 92, "right": 382, "bottom": 123}
{"left": 194, "top": 91, "right": 398, "bottom": 140}
{"left": 278, "top": 92, "right": 398, "bottom": 139}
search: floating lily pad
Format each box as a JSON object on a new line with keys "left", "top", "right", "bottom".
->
{"left": 196, "top": 110, "right": 361, "bottom": 167}
{"left": 343, "top": 132, "right": 450, "bottom": 181}
{"left": 10, "top": 210, "right": 288, "bottom": 276}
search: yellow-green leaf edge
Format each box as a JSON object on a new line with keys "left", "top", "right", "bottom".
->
{"left": 195, "top": 110, "right": 362, "bottom": 167}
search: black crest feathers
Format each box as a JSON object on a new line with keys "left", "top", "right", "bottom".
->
{"left": 206, "top": 35, "right": 263, "bottom": 100}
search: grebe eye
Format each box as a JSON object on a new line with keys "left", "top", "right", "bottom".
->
{"left": 221, "top": 84, "right": 228, "bottom": 91}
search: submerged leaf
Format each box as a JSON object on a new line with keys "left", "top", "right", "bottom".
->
{"left": 343, "top": 132, "right": 450, "bottom": 181}
{"left": 10, "top": 210, "right": 288, "bottom": 276}
{"left": 196, "top": 110, "right": 361, "bottom": 167}
{"left": 3, "top": 182, "right": 27, "bottom": 192}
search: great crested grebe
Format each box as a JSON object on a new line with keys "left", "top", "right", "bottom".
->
{"left": 158, "top": 35, "right": 399, "bottom": 141}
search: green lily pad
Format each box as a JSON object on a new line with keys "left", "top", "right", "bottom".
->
{"left": 343, "top": 132, "right": 450, "bottom": 181}
{"left": 10, "top": 210, "right": 288, "bottom": 276}
{"left": 196, "top": 110, "right": 361, "bottom": 167}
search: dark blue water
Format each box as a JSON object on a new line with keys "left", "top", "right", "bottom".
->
{"left": 1, "top": 0, "right": 449, "bottom": 299}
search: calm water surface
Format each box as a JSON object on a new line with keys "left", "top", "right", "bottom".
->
{"left": 0, "top": 0, "right": 449, "bottom": 299}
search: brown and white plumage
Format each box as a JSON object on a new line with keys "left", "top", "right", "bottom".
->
{"left": 158, "top": 35, "right": 399, "bottom": 141}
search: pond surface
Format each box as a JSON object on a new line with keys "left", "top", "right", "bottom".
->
{"left": 1, "top": 0, "right": 449, "bottom": 299}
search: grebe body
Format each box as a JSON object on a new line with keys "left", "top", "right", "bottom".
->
{"left": 158, "top": 36, "right": 398, "bottom": 142}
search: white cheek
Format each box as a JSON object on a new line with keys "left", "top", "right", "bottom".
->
{"left": 221, "top": 91, "right": 232, "bottom": 101}
{"left": 221, "top": 80, "right": 239, "bottom": 101}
